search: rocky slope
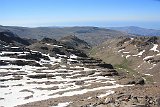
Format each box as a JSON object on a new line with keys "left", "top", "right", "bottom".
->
{"left": 90, "top": 36, "right": 160, "bottom": 83}
{"left": 0, "top": 31, "right": 31, "bottom": 46}
{"left": 1, "top": 31, "right": 160, "bottom": 107}
{"left": 89, "top": 36, "right": 160, "bottom": 107}
{"left": 59, "top": 35, "right": 91, "bottom": 52}
{"left": 0, "top": 32, "right": 124, "bottom": 107}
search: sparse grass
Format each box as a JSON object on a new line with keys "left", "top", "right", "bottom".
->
{"left": 89, "top": 47, "right": 99, "bottom": 56}
{"left": 114, "top": 58, "right": 154, "bottom": 84}
{"left": 142, "top": 75, "right": 154, "bottom": 84}
{"left": 114, "top": 58, "right": 138, "bottom": 76}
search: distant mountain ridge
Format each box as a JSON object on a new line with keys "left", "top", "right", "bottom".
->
{"left": 109, "top": 26, "right": 160, "bottom": 36}
{"left": 0, "top": 25, "right": 131, "bottom": 45}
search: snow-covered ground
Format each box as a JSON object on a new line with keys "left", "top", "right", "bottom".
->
{"left": 0, "top": 47, "right": 123, "bottom": 107}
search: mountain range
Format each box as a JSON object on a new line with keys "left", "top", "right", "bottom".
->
{"left": 0, "top": 25, "right": 130, "bottom": 45}
{"left": 109, "top": 26, "right": 160, "bottom": 36}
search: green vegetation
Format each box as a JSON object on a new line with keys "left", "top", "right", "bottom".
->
{"left": 114, "top": 58, "right": 138, "bottom": 76}
{"left": 89, "top": 47, "right": 99, "bottom": 56}
{"left": 114, "top": 58, "right": 154, "bottom": 83}
{"left": 142, "top": 75, "right": 154, "bottom": 84}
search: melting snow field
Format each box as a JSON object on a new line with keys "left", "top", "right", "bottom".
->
{"left": 0, "top": 48, "right": 122, "bottom": 107}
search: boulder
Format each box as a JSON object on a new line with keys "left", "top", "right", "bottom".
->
{"left": 75, "top": 81, "right": 85, "bottom": 85}
{"left": 135, "top": 78, "right": 145, "bottom": 85}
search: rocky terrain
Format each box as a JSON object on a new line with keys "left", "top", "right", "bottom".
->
{"left": 0, "top": 31, "right": 124, "bottom": 107}
{"left": 90, "top": 36, "right": 160, "bottom": 83}
{"left": 90, "top": 36, "right": 160, "bottom": 106}
{"left": 1, "top": 30, "right": 160, "bottom": 107}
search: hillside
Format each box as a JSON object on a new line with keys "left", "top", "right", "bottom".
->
{"left": 60, "top": 35, "right": 91, "bottom": 51}
{"left": 0, "top": 31, "right": 31, "bottom": 46}
{"left": 109, "top": 26, "right": 160, "bottom": 36}
{"left": 0, "top": 25, "right": 131, "bottom": 45}
{"left": 1, "top": 31, "right": 160, "bottom": 106}
{"left": 0, "top": 32, "right": 121, "bottom": 107}
{"left": 90, "top": 36, "right": 160, "bottom": 84}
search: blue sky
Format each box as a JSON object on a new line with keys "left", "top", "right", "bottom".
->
{"left": 1, "top": 0, "right": 160, "bottom": 29}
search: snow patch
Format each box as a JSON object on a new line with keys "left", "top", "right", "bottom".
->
{"left": 133, "top": 50, "right": 145, "bottom": 57}
{"left": 123, "top": 52, "right": 130, "bottom": 54}
{"left": 126, "top": 55, "right": 131, "bottom": 59}
{"left": 118, "top": 49, "right": 124, "bottom": 53}
{"left": 149, "top": 64, "right": 156, "bottom": 69}
{"left": 144, "top": 74, "right": 153, "bottom": 76}
{"left": 70, "top": 54, "right": 78, "bottom": 59}
{"left": 143, "top": 56, "right": 154, "bottom": 60}
{"left": 150, "top": 44, "right": 159, "bottom": 52}
{"left": 98, "top": 90, "right": 114, "bottom": 98}
{"left": 51, "top": 102, "right": 71, "bottom": 107}
{"left": 46, "top": 43, "right": 63, "bottom": 48}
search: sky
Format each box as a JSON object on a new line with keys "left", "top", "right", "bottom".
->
{"left": 1, "top": 0, "right": 160, "bottom": 29}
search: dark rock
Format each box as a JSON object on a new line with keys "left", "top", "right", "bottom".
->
{"left": 69, "top": 60, "right": 79, "bottom": 64}
{"left": 99, "top": 71, "right": 118, "bottom": 76}
{"left": 52, "top": 47, "right": 61, "bottom": 53}
{"left": 27, "top": 74, "right": 54, "bottom": 79}
{"left": 0, "top": 98, "right": 4, "bottom": 100}
{"left": 0, "top": 85, "right": 9, "bottom": 88}
{"left": 40, "top": 46, "right": 48, "bottom": 50}
{"left": 156, "top": 97, "right": 160, "bottom": 106}
{"left": 96, "top": 63, "right": 114, "bottom": 69}
{"left": 135, "top": 78, "right": 145, "bottom": 85}
{"left": 75, "top": 81, "right": 85, "bottom": 85}
{"left": 11, "top": 60, "right": 41, "bottom": 67}
{"left": 24, "top": 95, "right": 33, "bottom": 100}
{"left": 127, "top": 80, "right": 136, "bottom": 85}
{"left": 0, "top": 60, "right": 7, "bottom": 65}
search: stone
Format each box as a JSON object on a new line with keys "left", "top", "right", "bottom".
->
{"left": 135, "top": 78, "right": 145, "bottom": 85}
{"left": 85, "top": 71, "right": 95, "bottom": 76}
{"left": 75, "top": 81, "right": 85, "bottom": 85}
{"left": 156, "top": 97, "right": 160, "bottom": 106}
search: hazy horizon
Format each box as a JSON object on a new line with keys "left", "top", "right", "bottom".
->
{"left": 1, "top": 0, "right": 160, "bottom": 29}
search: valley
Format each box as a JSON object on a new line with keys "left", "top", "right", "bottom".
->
{"left": 0, "top": 28, "right": 160, "bottom": 107}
